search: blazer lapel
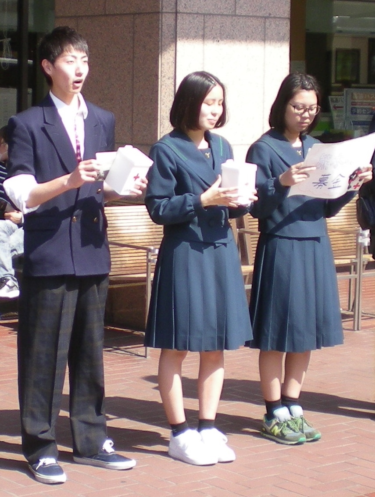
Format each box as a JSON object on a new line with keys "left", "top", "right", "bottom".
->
{"left": 42, "top": 95, "right": 77, "bottom": 174}
{"left": 83, "top": 107, "right": 101, "bottom": 160}
{"left": 78, "top": 106, "right": 103, "bottom": 201}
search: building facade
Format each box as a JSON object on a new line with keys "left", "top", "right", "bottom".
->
{"left": 2, "top": 1, "right": 375, "bottom": 157}
{"left": 1, "top": 0, "right": 291, "bottom": 159}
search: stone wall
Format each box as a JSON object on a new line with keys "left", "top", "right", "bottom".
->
{"left": 55, "top": 0, "right": 290, "bottom": 159}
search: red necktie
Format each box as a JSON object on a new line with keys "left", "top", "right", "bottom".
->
{"left": 74, "top": 119, "right": 82, "bottom": 163}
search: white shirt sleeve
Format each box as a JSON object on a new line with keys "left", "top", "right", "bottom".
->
{"left": 4, "top": 174, "right": 40, "bottom": 214}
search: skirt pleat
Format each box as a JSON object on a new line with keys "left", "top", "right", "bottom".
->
{"left": 249, "top": 234, "right": 343, "bottom": 352}
{"left": 145, "top": 235, "right": 252, "bottom": 351}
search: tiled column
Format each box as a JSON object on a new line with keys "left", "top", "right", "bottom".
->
{"left": 55, "top": 0, "right": 291, "bottom": 158}
{"left": 166, "top": 0, "right": 291, "bottom": 159}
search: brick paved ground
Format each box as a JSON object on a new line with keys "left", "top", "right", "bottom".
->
{"left": 0, "top": 279, "right": 374, "bottom": 497}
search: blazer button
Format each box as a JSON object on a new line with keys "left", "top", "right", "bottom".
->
{"left": 72, "top": 216, "right": 77, "bottom": 223}
{"left": 97, "top": 188, "right": 102, "bottom": 193}
{"left": 93, "top": 217, "right": 98, "bottom": 223}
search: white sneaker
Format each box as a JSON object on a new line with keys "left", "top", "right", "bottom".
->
{"left": 168, "top": 429, "right": 218, "bottom": 466}
{"left": 0, "top": 278, "right": 19, "bottom": 299}
{"left": 200, "top": 428, "right": 236, "bottom": 463}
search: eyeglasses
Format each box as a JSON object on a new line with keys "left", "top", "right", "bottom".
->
{"left": 289, "top": 104, "right": 321, "bottom": 117}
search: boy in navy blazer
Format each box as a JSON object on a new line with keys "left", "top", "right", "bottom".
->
{"left": 5, "top": 26, "right": 146, "bottom": 485}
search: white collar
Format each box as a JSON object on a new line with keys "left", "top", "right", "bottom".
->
{"left": 49, "top": 91, "right": 88, "bottom": 119}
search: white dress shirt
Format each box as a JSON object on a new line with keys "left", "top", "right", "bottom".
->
{"left": 4, "top": 92, "right": 88, "bottom": 214}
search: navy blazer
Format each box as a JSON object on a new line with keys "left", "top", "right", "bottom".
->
{"left": 7, "top": 94, "right": 114, "bottom": 277}
{"left": 145, "top": 130, "right": 247, "bottom": 244}
{"left": 247, "top": 129, "right": 355, "bottom": 238}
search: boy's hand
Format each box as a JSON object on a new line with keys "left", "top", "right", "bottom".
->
{"left": 66, "top": 159, "right": 100, "bottom": 189}
{"left": 128, "top": 177, "right": 148, "bottom": 197}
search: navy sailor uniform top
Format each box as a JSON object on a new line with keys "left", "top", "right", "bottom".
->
{"left": 247, "top": 129, "right": 356, "bottom": 238}
{"left": 145, "top": 129, "right": 247, "bottom": 243}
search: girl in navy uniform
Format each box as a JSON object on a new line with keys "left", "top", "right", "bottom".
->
{"left": 246, "top": 73, "right": 372, "bottom": 445}
{"left": 145, "top": 71, "right": 255, "bottom": 465}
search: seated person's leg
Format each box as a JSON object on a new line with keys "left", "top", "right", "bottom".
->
{"left": 10, "top": 225, "right": 24, "bottom": 259}
{"left": 0, "top": 220, "right": 20, "bottom": 298}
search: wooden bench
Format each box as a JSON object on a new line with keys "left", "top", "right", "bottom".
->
{"left": 104, "top": 204, "right": 163, "bottom": 334}
{"left": 230, "top": 215, "right": 259, "bottom": 294}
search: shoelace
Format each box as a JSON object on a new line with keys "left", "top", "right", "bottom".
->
{"left": 36, "top": 458, "right": 57, "bottom": 469}
{"left": 277, "top": 421, "right": 291, "bottom": 434}
{"left": 299, "top": 416, "right": 313, "bottom": 429}
{"left": 102, "top": 439, "right": 115, "bottom": 453}
{"left": 285, "top": 418, "right": 301, "bottom": 432}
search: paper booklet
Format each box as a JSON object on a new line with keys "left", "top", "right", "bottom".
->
{"left": 221, "top": 159, "right": 257, "bottom": 206}
{"left": 288, "top": 133, "right": 375, "bottom": 199}
{"left": 96, "top": 145, "right": 153, "bottom": 195}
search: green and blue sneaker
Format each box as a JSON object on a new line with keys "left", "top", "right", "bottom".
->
{"left": 289, "top": 405, "right": 321, "bottom": 442}
{"left": 261, "top": 408, "right": 306, "bottom": 445}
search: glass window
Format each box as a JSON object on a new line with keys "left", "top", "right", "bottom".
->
{"left": 292, "top": 0, "right": 375, "bottom": 136}
{"left": 0, "top": 0, "right": 54, "bottom": 127}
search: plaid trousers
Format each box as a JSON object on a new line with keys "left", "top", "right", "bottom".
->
{"left": 17, "top": 274, "right": 109, "bottom": 464}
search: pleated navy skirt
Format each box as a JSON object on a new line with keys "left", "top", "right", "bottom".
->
{"left": 248, "top": 233, "right": 343, "bottom": 352}
{"left": 145, "top": 235, "right": 252, "bottom": 351}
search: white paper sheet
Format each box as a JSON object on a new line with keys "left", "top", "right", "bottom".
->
{"left": 288, "top": 133, "right": 375, "bottom": 199}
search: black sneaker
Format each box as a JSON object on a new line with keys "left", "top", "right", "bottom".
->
{"left": 73, "top": 439, "right": 136, "bottom": 470}
{"left": 29, "top": 458, "right": 67, "bottom": 484}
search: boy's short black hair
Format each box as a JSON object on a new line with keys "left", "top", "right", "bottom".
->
{"left": 39, "top": 26, "right": 89, "bottom": 86}
{"left": 269, "top": 72, "right": 321, "bottom": 135}
{"left": 170, "top": 71, "right": 227, "bottom": 131}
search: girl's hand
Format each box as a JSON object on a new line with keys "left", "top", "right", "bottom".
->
{"left": 231, "top": 189, "right": 258, "bottom": 207}
{"left": 279, "top": 162, "right": 316, "bottom": 187}
{"left": 201, "top": 175, "right": 240, "bottom": 207}
{"left": 358, "top": 164, "right": 373, "bottom": 184}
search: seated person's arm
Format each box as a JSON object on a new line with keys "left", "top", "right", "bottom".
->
{"left": 4, "top": 210, "right": 23, "bottom": 224}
